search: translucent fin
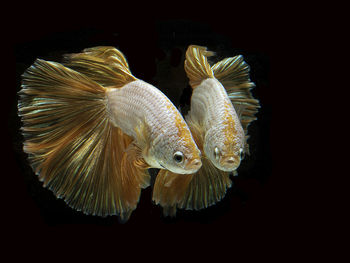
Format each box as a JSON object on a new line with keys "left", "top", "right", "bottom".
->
{"left": 185, "top": 114, "right": 204, "bottom": 150}
{"left": 18, "top": 59, "right": 148, "bottom": 219}
{"left": 184, "top": 45, "right": 215, "bottom": 88}
{"left": 64, "top": 46, "right": 136, "bottom": 87}
{"left": 152, "top": 116, "right": 231, "bottom": 216}
{"left": 120, "top": 143, "right": 151, "bottom": 217}
{"left": 178, "top": 158, "right": 231, "bottom": 211}
{"left": 212, "top": 56, "right": 260, "bottom": 137}
{"left": 152, "top": 170, "right": 194, "bottom": 217}
{"left": 152, "top": 159, "right": 231, "bottom": 216}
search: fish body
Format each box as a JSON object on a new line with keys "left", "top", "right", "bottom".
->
{"left": 106, "top": 79, "right": 201, "bottom": 174}
{"left": 187, "top": 77, "right": 245, "bottom": 172}
{"left": 18, "top": 46, "right": 201, "bottom": 221}
{"left": 153, "top": 45, "right": 260, "bottom": 216}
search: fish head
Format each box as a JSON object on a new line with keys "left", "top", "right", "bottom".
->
{"left": 146, "top": 113, "right": 202, "bottom": 175}
{"left": 162, "top": 136, "right": 202, "bottom": 174}
{"left": 204, "top": 121, "right": 245, "bottom": 172}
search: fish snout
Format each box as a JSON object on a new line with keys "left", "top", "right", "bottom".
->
{"left": 220, "top": 155, "right": 240, "bottom": 171}
{"left": 187, "top": 158, "right": 202, "bottom": 171}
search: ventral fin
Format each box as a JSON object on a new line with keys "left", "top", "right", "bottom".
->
{"left": 120, "top": 143, "right": 150, "bottom": 217}
{"left": 152, "top": 170, "right": 194, "bottom": 217}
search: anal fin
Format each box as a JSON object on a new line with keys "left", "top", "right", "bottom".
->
{"left": 120, "top": 142, "right": 151, "bottom": 214}
{"left": 152, "top": 170, "right": 193, "bottom": 217}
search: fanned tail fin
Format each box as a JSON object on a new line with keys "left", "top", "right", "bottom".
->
{"left": 184, "top": 45, "right": 215, "bottom": 88}
{"left": 212, "top": 55, "right": 260, "bottom": 145}
{"left": 18, "top": 57, "right": 149, "bottom": 220}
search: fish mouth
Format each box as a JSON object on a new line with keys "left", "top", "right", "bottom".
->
{"left": 158, "top": 159, "right": 202, "bottom": 174}
{"left": 219, "top": 155, "right": 240, "bottom": 171}
{"left": 185, "top": 158, "right": 202, "bottom": 173}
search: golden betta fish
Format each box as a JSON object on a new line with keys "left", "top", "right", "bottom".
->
{"left": 18, "top": 46, "right": 201, "bottom": 221}
{"left": 152, "top": 45, "right": 260, "bottom": 216}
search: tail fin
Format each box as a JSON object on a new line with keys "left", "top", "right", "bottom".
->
{"left": 184, "top": 45, "right": 215, "bottom": 88}
{"left": 212, "top": 55, "right": 260, "bottom": 145}
{"left": 18, "top": 58, "right": 149, "bottom": 220}
{"left": 64, "top": 46, "right": 136, "bottom": 87}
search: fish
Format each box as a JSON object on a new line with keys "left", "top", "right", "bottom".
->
{"left": 152, "top": 45, "right": 260, "bottom": 216}
{"left": 18, "top": 46, "right": 202, "bottom": 221}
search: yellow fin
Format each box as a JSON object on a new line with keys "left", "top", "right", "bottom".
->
{"left": 212, "top": 55, "right": 260, "bottom": 150}
{"left": 134, "top": 119, "right": 151, "bottom": 154}
{"left": 152, "top": 158, "right": 232, "bottom": 216}
{"left": 184, "top": 45, "right": 215, "bottom": 88}
{"left": 212, "top": 55, "right": 253, "bottom": 88}
{"left": 120, "top": 143, "right": 150, "bottom": 219}
{"left": 64, "top": 46, "right": 136, "bottom": 87}
{"left": 185, "top": 114, "right": 204, "bottom": 150}
{"left": 178, "top": 157, "right": 232, "bottom": 211}
{"left": 18, "top": 59, "right": 146, "bottom": 220}
{"left": 152, "top": 170, "right": 194, "bottom": 217}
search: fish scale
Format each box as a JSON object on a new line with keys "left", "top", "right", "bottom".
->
{"left": 106, "top": 79, "right": 180, "bottom": 141}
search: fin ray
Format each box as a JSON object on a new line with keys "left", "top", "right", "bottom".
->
{"left": 64, "top": 46, "right": 136, "bottom": 87}
{"left": 152, "top": 170, "right": 194, "bottom": 216}
{"left": 18, "top": 59, "right": 148, "bottom": 218}
{"left": 184, "top": 45, "right": 215, "bottom": 88}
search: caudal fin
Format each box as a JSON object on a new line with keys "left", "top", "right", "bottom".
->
{"left": 18, "top": 58, "right": 149, "bottom": 220}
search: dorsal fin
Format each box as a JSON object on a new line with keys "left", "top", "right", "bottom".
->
{"left": 184, "top": 45, "right": 215, "bottom": 88}
{"left": 64, "top": 46, "right": 136, "bottom": 87}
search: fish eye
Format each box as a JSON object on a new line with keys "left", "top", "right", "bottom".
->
{"left": 214, "top": 147, "right": 220, "bottom": 160}
{"left": 239, "top": 148, "right": 245, "bottom": 160}
{"left": 173, "top": 151, "right": 184, "bottom": 163}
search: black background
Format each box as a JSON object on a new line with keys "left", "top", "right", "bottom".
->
{"left": 7, "top": 15, "right": 283, "bottom": 258}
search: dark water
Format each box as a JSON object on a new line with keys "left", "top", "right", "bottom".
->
{"left": 8, "top": 20, "right": 277, "bottom": 245}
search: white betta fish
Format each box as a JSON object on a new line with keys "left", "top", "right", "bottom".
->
{"left": 153, "top": 45, "right": 260, "bottom": 216}
{"left": 18, "top": 46, "right": 201, "bottom": 221}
